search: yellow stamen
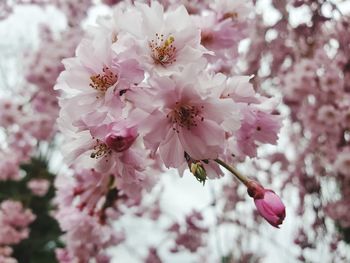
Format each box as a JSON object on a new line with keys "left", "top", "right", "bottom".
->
{"left": 89, "top": 66, "right": 118, "bottom": 92}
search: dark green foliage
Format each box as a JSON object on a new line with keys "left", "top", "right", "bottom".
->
{"left": 338, "top": 224, "right": 350, "bottom": 244}
{"left": 221, "top": 253, "right": 261, "bottom": 263}
{"left": 0, "top": 158, "right": 62, "bottom": 263}
{"left": 342, "top": 227, "right": 350, "bottom": 244}
{"left": 221, "top": 254, "right": 232, "bottom": 263}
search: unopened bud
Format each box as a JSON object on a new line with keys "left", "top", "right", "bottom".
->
{"left": 184, "top": 152, "right": 207, "bottom": 185}
{"left": 247, "top": 180, "right": 286, "bottom": 228}
{"left": 190, "top": 162, "right": 207, "bottom": 185}
{"left": 104, "top": 128, "right": 137, "bottom": 152}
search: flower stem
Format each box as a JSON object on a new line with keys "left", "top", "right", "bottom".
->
{"left": 214, "top": 158, "right": 249, "bottom": 186}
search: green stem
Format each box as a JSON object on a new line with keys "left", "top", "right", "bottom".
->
{"left": 214, "top": 159, "right": 249, "bottom": 186}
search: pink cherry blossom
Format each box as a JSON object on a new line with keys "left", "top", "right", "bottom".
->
{"left": 0, "top": 200, "right": 36, "bottom": 245}
{"left": 55, "top": 206, "right": 119, "bottom": 263}
{"left": 140, "top": 71, "right": 240, "bottom": 168}
{"left": 145, "top": 248, "right": 162, "bottom": 263}
{"left": 236, "top": 107, "right": 282, "bottom": 157}
{"left": 168, "top": 210, "right": 208, "bottom": 253}
{"left": 56, "top": 38, "right": 144, "bottom": 125}
{"left": 247, "top": 181, "right": 286, "bottom": 228}
{"left": 121, "top": 1, "right": 209, "bottom": 74}
{"left": 334, "top": 149, "right": 350, "bottom": 176}
{"left": 27, "top": 179, "right": 50, "bottom": 197}
{"left": 254, "top": 191, "right": 286, "bottom": 228}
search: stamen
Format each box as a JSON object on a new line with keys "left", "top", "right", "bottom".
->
{"left": 167, "top": 103, "right": 204, "bottom": 131}
{"left": 90, "top": 139, "right": 112, "bottom": 159}
{"left": 89, "top": 66, "right": 118, "bottom": 92}
{"left": 149, "top": 34, "right": 177, "bottom": 66}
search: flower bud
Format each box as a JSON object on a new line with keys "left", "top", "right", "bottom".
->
{"left": 184, "top": 152, "right": 207, "bottom": 185}
{"left": 190, "top": 162, "right": 207, "bottom": 185}
{"left": 247, "top": 180, "right": 286, "bottom": 228}
{"left": 104, "top": 128, "right": 137, "bottom": 152}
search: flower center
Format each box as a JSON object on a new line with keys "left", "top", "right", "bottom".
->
{"left": 90, "top": 139, "right": 112, "bottom": 159}
{"left": 89, "top": 66, "right": 118, "bottom": 92}
{"left": 222, "top": 12, "right": 239, "bottom": 21}
{"left": 149, "top": 33, "right": 177, "bottom": 66}
{"left": 201, "top": 31, "right": 214, "bottom": 46}
{"left": 167, "top": 103, "right": 204, "bottom": 131}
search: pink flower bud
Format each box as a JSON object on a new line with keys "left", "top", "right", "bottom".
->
{"left": 247, "top": 180, "right": 286, "bottom": 228}
{"left": 104, "top": 128, "right": 137, "bottom": 152}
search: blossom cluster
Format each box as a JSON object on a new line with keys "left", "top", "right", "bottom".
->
{"left": 0, "top": 200, "right": 36, "bottom": 263}
{"left": 54, "top": 0, "right": 285, "bottom": 260}
{"left": 167, "top": 210, "right": 208, "bottom": 253}
{"left": 57, "top": 0, "right": 281, "bottom": 194}
{"left": 0, "top": 0, "right": 289, "bottom": 262}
